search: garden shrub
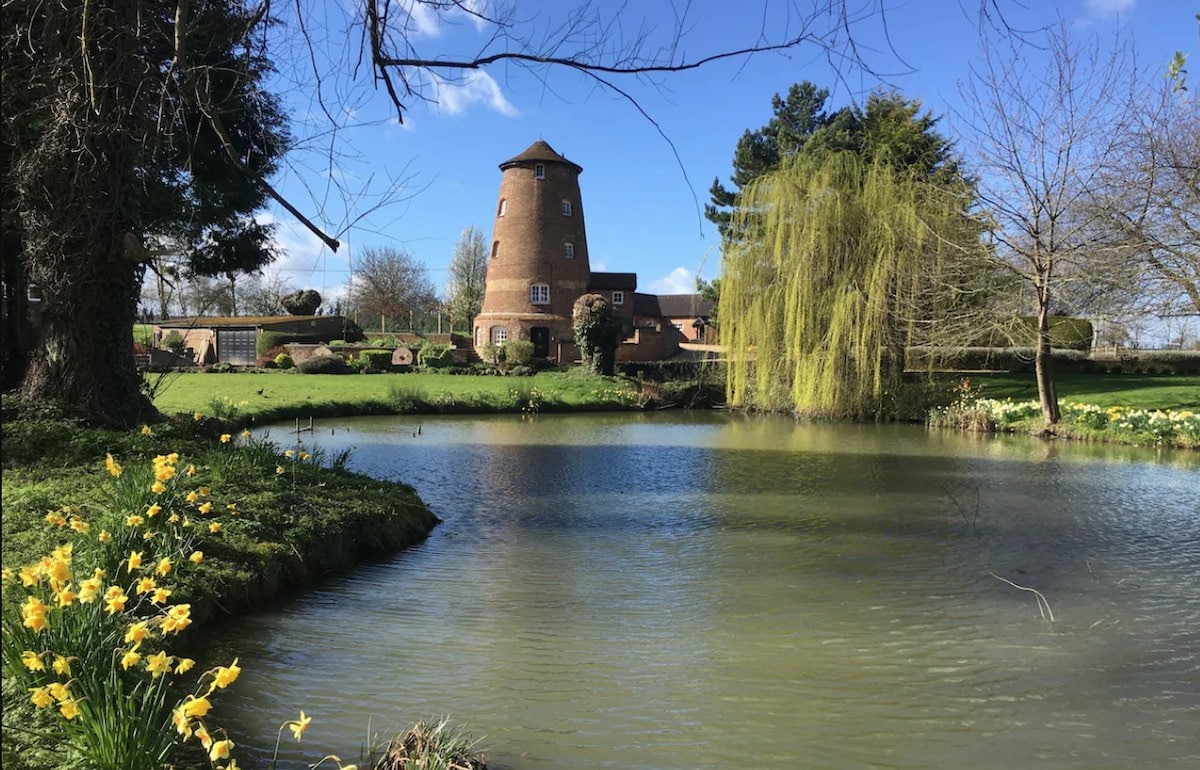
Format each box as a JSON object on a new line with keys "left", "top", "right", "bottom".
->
{"left": 359, "top": 349, "right": 393, "bottom": 370}
{"left": 502, "top": 339, "right": 535, "bottom": 367}
{"left": 274, "top": 353, "right": 295, "bottom": 370}
{"left": 417, "top": 344, "right": 453, "bottom": 369}
{"left": 256, "top": 332, "right": 321, "bottom": 358}
{"left": 296, "top": 354, "right": 350, "bottom": 374}
{"left": 254, "top": 356, "right": 277, "bottom": 369}
{"left": 161, "top": 331, "right": 185, "bottom": 352}
{"left": 509, "top": 365, "right": 534, "bottom": 377}
{"left": 481, "top": 342, "right": 502, "bottom": 365}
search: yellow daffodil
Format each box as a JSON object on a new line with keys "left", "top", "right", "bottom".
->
{"left": 182, "top": 695, "right": 212, "bottom": 718}
{"left": 175, "top": 657, "right": 196, "bottom": 675}
{"left": 198, "top": 486, "right": 210, "bottom": 497}
{"left": 121, "top": 649, "right": 142, "bottom": 669}
{"left": 156, "top": 557, "right": 172, "bottom": 576}
{"left": 162, "top": 603, "right": 192, "bottom": 634}
{"left": 30, "top": 686, "right": 54, "bottom": 709}
{"left": 98, "top": 530, "right": 112, "bottom": 543}
{"left": 226, "top": 502, "right": 238, "bottom": 512}
{"left": 220, "top": 433, "right": 232, "bottom": 443}
{"left": 135, "top": 576, "right": 157, "bottom": 594}
{"left": 146, "top": 650, "right": 171, "bottom": 678}
{"left": 55, "top": 588, "right": 77, "bottom": 607}
{"left": 20, "top": 650, "right": 45, "bottom": 672}
{"left": 213, "top": 658, "right": 241, "bottom": 688}
{"left": 69, "top": 518, "right": 90, "bottom": 534}
{"left": 52, "top": 655, "right": 71, "bottom": 676}
{"left": 18, "top": 566, "right": 41, "bottom": 587}
{"left": 104, "top": 586, "right": 129, "bottom": 614}
{"left": 125, "top": 621, "right": 151, "bottom": 645}
{"left": 46, "top": 682, "right": 69, "bottom": 702}
{"left": 126, "top": 514, "right": 145, "bottom": 527}
{"left": 241, "top": 429, "right": 251, "bottom": 438}
{"left": 143, "top": 531, "right": 156, "bottom": 541}
{"left": 189, "top": 551, "right": 204, "bottom": 565}
{"left": 276, "top": 465, "right": 285, "bottom": 475}
{"left": 141, "top": 425, "right": 153, "bottom": 435}
{"left": 195, "top": 724, "right": 213, "bottom": 749}
{"left": 199, "top": 502, "right": 213, "bottom": 515}
{"left": 155, "top": 465, "right": 176, "bottom": 482}
{"left": 186, "top": 490, "right": 199, "bottom": 504}
{"left": 105, "top": 453, "right": 123, "bottom": 477}
{"left": 1, "top": 567, "right": 14, "bottom": 584}
{"left": 22, "top": 596, "right": 48, "bottom": 632}
{"left": 186, "top": 464, "right": 197, "bottom": 477}
{"left": 210, "top": 739, "right": 234, "bottom": 761}
{"left": 127, "top": 551, "right": 144, "bottom": 571}
{"left": 78, "top": 577, "right": 102, "bottom": 603}
{"left": 151, "top": 481, "right": 167, "bottom": 494}
{"left": 299, "top": 451, "right": 311, "bottom": 461}
{"left": 59, "top": 698, "right": 82, "bottom": 720}
{"left": 45, "top": 511, "right": 67, "bottom": 527}
{"left": 194, "top": 411, "right": 204, "bottom": 421}
{"left": 172, "top": 707, "right": 193, "bottom": 738}
{"left": 209, "top": 522, "right": 222, "bottom": 533}
{"left": 168, "top": 513, "right": 181, "bottom": 523}
{"left": 152, "top": 586, "right": 173, "bottom": 605}
{"left": 284, "top": 449, "right": 295, "bottom": 458}
{"left": 288, "top": 711, "right": 312, "bottom": 741}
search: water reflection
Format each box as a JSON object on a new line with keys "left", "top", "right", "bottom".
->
{"left": 204, "top": 413, "right": 1199, "bottom": 769}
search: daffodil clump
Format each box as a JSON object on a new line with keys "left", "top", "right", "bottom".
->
{"left": 930, "top": 397, "right": 1200, "bottom": 448}
{"left": 2, "top": 449, "right": 250, "bottom": 770}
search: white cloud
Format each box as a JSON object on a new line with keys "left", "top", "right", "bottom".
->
{"left": 431, "top": 70, "right": 518, "bottom": 117}
{"left": 398, "top": 0, "right": 494, "bottom": 38}
{"left": 646, "top": 267, "right": 696, "bottom": 295}
{"left": 258, "top": 213, "right": 352, "bottom": 298}
{"left": 1085, "top": 0, "right": 1135, "bottom": 18}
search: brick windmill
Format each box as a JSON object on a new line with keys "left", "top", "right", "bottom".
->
{"left": 473, "top": 140, "right": 591, "bottom": 362}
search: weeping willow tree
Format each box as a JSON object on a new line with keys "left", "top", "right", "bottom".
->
{"left": 721, "top": 151, "right": 979, "bottom": 417}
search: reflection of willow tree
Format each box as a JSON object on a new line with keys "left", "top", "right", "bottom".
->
{"left": 720, "top": 152, "right": 979, "bottom": 416}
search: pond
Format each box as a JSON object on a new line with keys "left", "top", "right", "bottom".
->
{"left": 206, "top": 413, "right": 1200, "bottom": 769}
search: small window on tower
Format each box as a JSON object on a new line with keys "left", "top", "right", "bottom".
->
{"left": 564, "top": 242, "right": 574, "bottom": 259}
{"left": 612, "top": 291, "right": 625, "bottom": 306}
{"left": 491, "top": 326, "right": 508, "bottom": 345}
{"left": 534, "top": 164, "right": 545, "bottom": 179}
{"left": 498, "top": 199, "right": 507, "bottom": 217}
{"left": 561, "top": 199, "right": 572, "bottom": 216}
{"left": 530, "top": 283, "right": 550, "bottom": 305}
{"left": 491, "top": 241, "right": 499, "bottom": 259}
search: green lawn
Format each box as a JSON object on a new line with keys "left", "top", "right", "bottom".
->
{"left": 969, "top": 373, "right": 1200, "bottom": 411}
{"left": 150, "top": 369, "right": 640, "bottom": 423}
{"left": 133, "top": 323, "right": 154, "bottom": 346}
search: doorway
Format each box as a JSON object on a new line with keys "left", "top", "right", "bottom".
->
{"left": 530, "top": 326, "right": 550, "bottom": 359}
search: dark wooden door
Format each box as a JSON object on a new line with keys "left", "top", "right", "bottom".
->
{"left": 530, "top": 326, "right": 550, "bottom": 358}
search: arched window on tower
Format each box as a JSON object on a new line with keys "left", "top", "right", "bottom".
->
{"left": 530, "top": 283, "right": 550, "bottom": 305}
{"left": 491, "top": 326, "right": 508, "bottom": 345}
{"left": 498, "top": 199, "right": 507, "bottom": 217}
{"left": 561, "top": 199, "right": 572, "bottom": 216}
{"left": 491, "top": 241, "right": 499, "bottom": 259}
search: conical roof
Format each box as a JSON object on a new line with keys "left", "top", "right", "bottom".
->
{"left": 499, "top": 140, "right": 583, "bottom": 173}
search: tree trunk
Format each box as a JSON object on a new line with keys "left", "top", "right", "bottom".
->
{"left": 12, "top": 0, "right": 156, "bottom": 427}
{"left": 1035, "top": 303, "right": 1060, "bottom": 425}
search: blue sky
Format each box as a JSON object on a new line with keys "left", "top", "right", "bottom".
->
{"left": 259, "top": 0, "right": 1192, "bottom": 305}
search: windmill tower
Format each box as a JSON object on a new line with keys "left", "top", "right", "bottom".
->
{"left": 473, "top": 140, "right": 591, "bottom": 362}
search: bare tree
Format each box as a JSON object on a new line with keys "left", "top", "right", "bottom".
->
{"left": 1088, "top": 83, "right": 1200, "bottom": 320}
{"left": 444, "top": 226, "right": 488, "bottom": 333}
{"left": 960, "top": 22, "right": 1137, "bottom": 424}
{"left": 346, "top": 246, "right": 437, "bottom": 333}
{"left": 243, "top": 273, "right": 298, "bottom": 316}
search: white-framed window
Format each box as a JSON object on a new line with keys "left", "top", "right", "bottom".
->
{"left": 491, "top": 240, "right": 499, "bottom": 259}
{"left": 534, "top": 164, "right": 545, "bottom": 179}
{"left": 561, "top": 199, "right": 572, "bottom": 216}
{"left": 475, "top": 326, "right": 483, "bottom": 347}
{"left": 564, "top": 242, "right": 574, "bottom": 259}
{"left": 530, "top": 283, "right": 550, "bottom": 304}
{"left": 498, "top": 199, "right": 507, "bottom": 217}
{"left": 612, "top": 291, "right": 625, "bottom": 305}
{"left": 491, "top": 326, "right": 508, "bottom": 345}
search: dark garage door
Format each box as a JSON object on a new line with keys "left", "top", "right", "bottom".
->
{"left": 217, "top": 329, "right": 257, "bottom": 365}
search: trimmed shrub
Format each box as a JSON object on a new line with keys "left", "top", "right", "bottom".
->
{"left": 257, "top": 331, "right": 322, "bottom": 358}
{"left": 161, "top": 330, "right": 185, "bottom": 352}
{"left": 274, "top": 352, "right": 295, "bottom": 370}
{"left": 297, "top": 354, "right": 351, "bottom": 374}
{"left": 481, "top": 342, "right": 502, "bottom": 365}
{"left": 359, "top": 349, "right": 394, "bottom": 370}
{"left": 417, "top": 343, "right": 453, "bottom": 369}
{"left": 503, "top": 339, "right": 535, "bottom": 367}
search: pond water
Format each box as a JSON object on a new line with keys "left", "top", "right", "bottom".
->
{"left": 206, "top": 413, "right": 1200, "bottom": 769}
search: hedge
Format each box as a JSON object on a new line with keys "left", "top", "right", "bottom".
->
{"left": 297, "top": 354, "right": 351, "bottom": 374}
{"left": 358, "top": 349, "right": 394, "bottom": 370}
{"left": 417, "top": 343, "right": 453, "bottom": 369}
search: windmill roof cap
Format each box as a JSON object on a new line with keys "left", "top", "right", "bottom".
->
{"left": 499, "top": 140, "right": 583, "bottom": 173}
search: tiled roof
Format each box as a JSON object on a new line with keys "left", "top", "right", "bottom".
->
{"left": 655, "top": 294, "right": 713, "bottom": 318}
{"left": 499, "top": 140, "right": 583, "bottom": 173}
{"left": 588, "top": 272, "right": 637, "bottom": 291}
{"left": 632, "top": 292, "right": 661, "bottom": 316}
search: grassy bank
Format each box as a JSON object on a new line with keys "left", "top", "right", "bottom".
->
{"left": 150, "top": 369, "right": 642, "bottom": 425}
{"left": 1, "top": 400, "right": 439, "bottom": 769}
{"left": 968, "top": 373, "right": 1200, "bottom": 411}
